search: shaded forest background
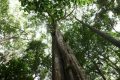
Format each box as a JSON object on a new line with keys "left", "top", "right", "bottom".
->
{"left": 0, "top": 0, "right": 120, "bottom": 80}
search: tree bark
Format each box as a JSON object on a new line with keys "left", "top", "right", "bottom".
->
{"left": 51, "top": 22, "right": 88, "bottom": 80}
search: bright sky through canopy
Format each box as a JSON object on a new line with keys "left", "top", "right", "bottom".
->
{"left": 9, "top": 0, "right": 120, "bottom": 32}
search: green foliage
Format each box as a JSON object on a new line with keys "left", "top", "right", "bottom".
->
{"left": 64, "top": 21, "right": 120, "bottom": 79}
{"left": 0, "top": 15, "right": 19, "bottom": 34}
{"left": 0, "top": 40, "right": 51, "bottom": 80}
{"left": 19, "top": 0, "right": 93, "bottom": 21}
{"left": 0, "top": 0, "right": 120, "bottom": 80}
{"left": 0, "top": 0, "right": 9, "bottom": 16}
{"left": 26, "top": 40, "right": 46, "bottom": 51}
{"left": 0, "top": 58, "right": 33, "bottom": 80}
{"left": 63, "top": 1, "right": 120, "bottom": 79}
{"left": 25, "top": 40, "right": 51, "bottom": 79}
{"left": 0, "top": 0, "right": 19, "bottom": 34}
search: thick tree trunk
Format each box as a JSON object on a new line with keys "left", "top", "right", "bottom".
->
{"left": 76, "top": 19, "right": 120, "bottom": 48}
{"left": 51, "top": 22, "right": 87, "bottom": 80}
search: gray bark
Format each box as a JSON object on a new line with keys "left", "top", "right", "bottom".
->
{"left": 51, "top": 21, "right": 88, "bottom": 80}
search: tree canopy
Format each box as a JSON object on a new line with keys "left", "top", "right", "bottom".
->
{"left": 0, "top": 0, "right": 120, "bottom": 80}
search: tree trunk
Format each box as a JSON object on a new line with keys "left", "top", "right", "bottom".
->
{"left": 76, "top": 19, "right": 120, "bottom": 48}
{"left": 92, "top": 61, "right": 106, "bottom": 80}
{"left": 51, "top": 22, "right": 88, "bottom": 80}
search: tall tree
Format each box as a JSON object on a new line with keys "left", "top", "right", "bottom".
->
{"left": 19, "top": 0, "right": 93, "bottom": 80}
{"left": 2, "top": 0, "right": 119, "bottom": 79}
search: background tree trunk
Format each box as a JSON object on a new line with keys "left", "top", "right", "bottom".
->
{"left": 76, "top": 19, "right": 120, "bottom": 48}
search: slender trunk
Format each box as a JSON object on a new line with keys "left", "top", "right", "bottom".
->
{"left": 76, "top": 19, "right": 120, "bottom": 48}
{"left": 51, "top": 21, "right": 87, "bottom": 80}
{"left": 88, "top": 26, "right": 120, "bottom": 48}
{"left": 93, "top": 61, "right": 106, "bottom": 80}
